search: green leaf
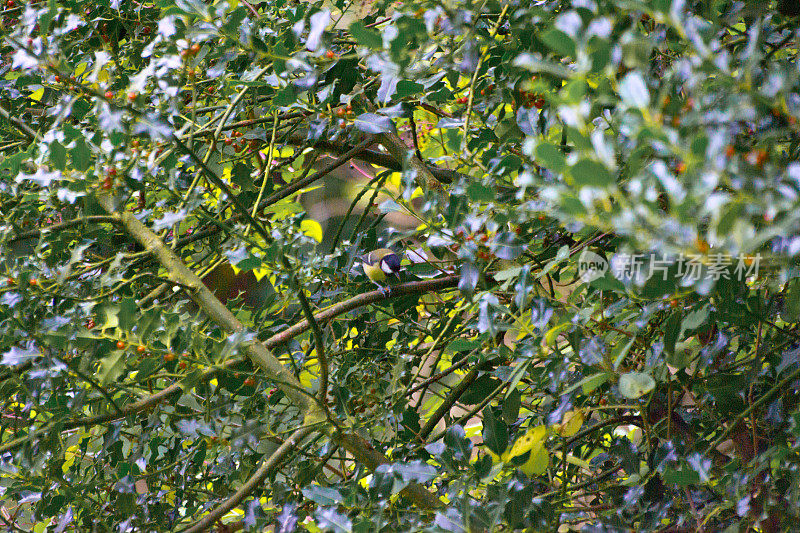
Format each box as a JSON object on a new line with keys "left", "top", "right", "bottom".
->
{"left": 571, "top": 159, "right": 613, "bottom": 187}
{"left": 49, "top": 141, "right": 66, "bottom": 170}
{"left": 535, "top": 143, "right": 566, "bottom": 172}
{"left": 681, "top": 304, "right": 710, "bottom": 333}
{"left": 540, "top": 29, "right": 576, "bottom": 57}
{"left": 394, "top": 80, "right": 424, "bottom": 98}
{"left": 611, "top": 336, "right": 636, "bottom": 371}
{"left": 461, "top": 374, "right": 501, "bottom": 404}
{"left": 482, "top": 407, "right": 508, "bottom": 455}
{"left": 467, "top": 182, "right": 494, "bottom": 202}
{"left": 349, "top": 21, "right": 382, "bottom": 49}
{"left": 664, "top": 312, "right": 682, "bottom": 355}
{"left": 562, "top": 372, "right": 613, "bottom": 395}
{"left": 618, "top": 372, "right": 655, "bottom": 399}
{"left": 353, "top": 113, "right": 394, "bottom": 134}
{"left": 783, "top": 279, "right": 800, "bottom": 322}
{"left": 273, "top": 86, "right": 296, "bottom": 106}
{"left": 98, "top": 352, "right": 125, "bottom": 386}
{"left": 70, "top": 138, "right": 92, "bottom": 171}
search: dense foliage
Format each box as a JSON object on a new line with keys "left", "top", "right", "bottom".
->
{"left": 2, "top": 0, "right": 800, "bottom": 530}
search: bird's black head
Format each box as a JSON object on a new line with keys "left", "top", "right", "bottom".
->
{"left": 381, "top": 253, "right": 401, "bottom": 274}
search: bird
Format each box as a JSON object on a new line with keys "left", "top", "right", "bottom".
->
{"left": 361, "top": 248, "right": 402, "bottom": 295}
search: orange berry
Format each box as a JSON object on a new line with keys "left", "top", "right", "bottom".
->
{"left": 725, "top": 145, "right": 735, "bottom": 158}
{"left": 675, "top": 161, "right": 686, "bottom": 174}
{"left": 163, "top": 352, "right": 176, "bottom": 362}
{"left": 137, "top": 345, "right": 146, "bottom": 353}
{"left": 54, "top": 75, "right": 61, "bottom": 83}
{"left": 116, "top": 341, "right": 126, "bottom": 349}
{"left": 190, "top": 43, "right": 200, "bottom": 54}
{"left": 325, "top": 50, "right": 336, "bottom": 59}
{"left": 127, "top": 91, "right": 137, "bottom": 101}
{"left": 104, "top": 90, "right": 114, "bottom": 99}
{"left": 755, "top": 150, "right": 768, "bottom": 167}
{"left": 28, "top": 278, "right": 38, "bottom": 286}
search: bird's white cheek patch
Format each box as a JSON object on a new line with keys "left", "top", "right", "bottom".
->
{"left": 381, "top": 263, "right": 395, "bottom": 275}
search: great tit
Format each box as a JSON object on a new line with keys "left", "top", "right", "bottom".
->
{"left": 361, "top": 248, "right": 402, "bottom": 294}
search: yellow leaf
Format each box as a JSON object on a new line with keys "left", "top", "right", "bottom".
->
{"left": 520, "top": 444, "right": 549, "bottom": 476}
{"left": 544, "top": 323, "right": 570, "bottom": 346}
{"left": 30, "top": 88, "right": 45, "bottom": 102}
{"left": 555, "top": 409, "right": 584, "bottom": 437}
{"left": 300, "top": 219, "right": 323, "bottom": 243}
{"left": 252, "top": 267, "right": 270, "bottom": 281}
{"left": 502, "top": 425, "right": 547, "bottom": 462}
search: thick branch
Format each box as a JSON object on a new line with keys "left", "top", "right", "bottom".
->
{"left": 96, "top": 193, "right": 316, "bottom": 416}
{"left": 62, "top": 276, "right": 461, "bottom": 431}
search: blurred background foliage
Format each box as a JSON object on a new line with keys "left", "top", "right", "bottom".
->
{"left": 1, "top": 0, "right": 800, "bottom": 530}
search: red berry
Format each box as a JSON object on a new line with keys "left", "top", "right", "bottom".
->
{"left": 534, "top": 97, "right": 545, "bottom": 109}
{"left": 325, "top": 50, "right": 336, "bottom": 59}
{"left": 127, "top": 91, "right": 137, "bottom": 101}
{"left": 142, "top": 26, "right": 151, "bottom": 35}
{"left": 178, "top": 361, "right": 187, "bottom": 369}
{"left": 116, "top": 341, "right": 126, "bottom": 349}
{"left": 244, "top": 377, "right": 256, "bottom": 386}
{"left": 163, "top": 352, "right": 176, "bottom": 362}
{"left": 725, "top": 145, "right": 735, "bottom": 158}
{"left": 104, "top": 90, "right": 114, "bottom": 99}
{"left": 675, "top": 161, "right": 686, "bottom": 174}
{"left": 54, "top": 75, "right": 62, "bottom": 83}
{"left": 190, "top": 43, "right": 200, "bottom": 54}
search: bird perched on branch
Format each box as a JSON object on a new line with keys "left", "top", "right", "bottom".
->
{"left": 362, "top": 248, "right": 402, "bottom": 295}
